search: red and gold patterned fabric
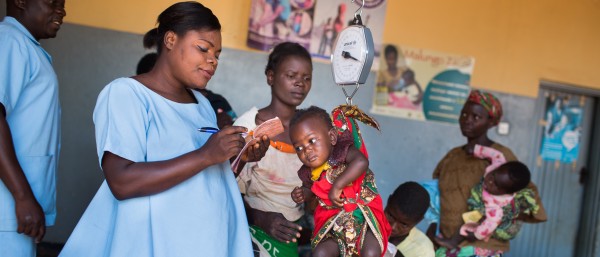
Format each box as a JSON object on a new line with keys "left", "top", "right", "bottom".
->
{"left": 297, "top": 105, "right": 390, "bottom": 256}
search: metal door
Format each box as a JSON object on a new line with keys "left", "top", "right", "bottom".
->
{"left": 574, "top": 100, "right": 600, "bottom": 257}
{"left": 509, "top": 86, "right": 596, "bottom": 257}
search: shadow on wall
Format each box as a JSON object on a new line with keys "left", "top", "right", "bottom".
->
{"left": 2, "top": 11, "right": 539, "bottom": 246}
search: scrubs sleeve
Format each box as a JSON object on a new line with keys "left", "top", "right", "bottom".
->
{"left": 0, "top": 35, "right": 28, "bottom": 115}
{"left": 93, "top": 81, "right": 148, "bottom": 165}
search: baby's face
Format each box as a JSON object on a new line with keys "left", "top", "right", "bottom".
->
{"left": 290, "top": 117, "right": 334, "bottom": 169}
{"left": 483, "top": 168, "right": 512, "bottom": 195}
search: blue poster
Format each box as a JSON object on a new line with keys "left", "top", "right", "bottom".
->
{"left": 540, "top": 96, "right": 583, "bottom": 163}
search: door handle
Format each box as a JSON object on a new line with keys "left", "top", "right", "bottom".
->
{"left": 579, "top": 166, "right": 588, "bottom": 185}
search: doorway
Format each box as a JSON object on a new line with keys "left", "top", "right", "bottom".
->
{"left": 509, "top": 81, "right": 599, "bottom": 257}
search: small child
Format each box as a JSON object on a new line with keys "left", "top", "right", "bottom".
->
{"left": 384, "top": 182, "right": 435, "bottom": 257}
{"left": 290, "top": 106, "right": 390, "bottom": 257}
{"left": 435, "top": 144, "right": 539, "bottom": 249}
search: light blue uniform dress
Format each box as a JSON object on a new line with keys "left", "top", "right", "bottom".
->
{"left": 59, "top": 78, "right": 252, "bottom": 257}
{"left": 0, "top": 17, "right": 61, "bottom": 257}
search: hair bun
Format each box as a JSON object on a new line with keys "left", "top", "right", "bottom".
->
{"left": 143, "top": 28, "right": 159, "bottom": 49}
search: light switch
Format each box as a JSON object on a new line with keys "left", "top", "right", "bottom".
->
{"left": 498, "top": 122, "right": 510, "bottom": 135}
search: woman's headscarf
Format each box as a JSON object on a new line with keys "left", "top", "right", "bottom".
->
{"left": 467, "top": 90, "right": 503, "bottom": 125}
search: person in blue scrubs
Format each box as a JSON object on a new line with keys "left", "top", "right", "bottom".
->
{"left": 0, "top": 0, "right": 66, "bottom": 256}
{"left": 135, "top": 52, "right": 238, "bottom": 129}
{"left": 59, "top": 2, "right": 268, "bottom": 257}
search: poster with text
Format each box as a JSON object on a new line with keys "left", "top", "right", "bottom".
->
{"left": 309, "top": 0, "right": 387, "bottom": 67}
{"left": 247, "top": 0, "right": 317, "bottom": 51}
{"left": 540, "top": 95, "right": 583, "bottom": 163}
{"left": 370, "top": 44, "right": 475, "bottom": 123}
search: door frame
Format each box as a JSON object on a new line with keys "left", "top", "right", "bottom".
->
{"left": 542, "top": 80, "right": 600, "bottom": 98}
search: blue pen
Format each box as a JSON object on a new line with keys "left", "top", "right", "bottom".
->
{"left": 198, "top": 127, "right": 249, "bottom": 137}
{"left": 198, "top": 127, "right": 219, "bottom": 134}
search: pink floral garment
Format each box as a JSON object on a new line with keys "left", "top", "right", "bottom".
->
{"left": 460, "top": 145, "right": 515, "bottom": 241}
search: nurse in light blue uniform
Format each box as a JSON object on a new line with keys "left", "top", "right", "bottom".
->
{"left": 0, "top": 1, "right": 66, "bottom": 256}
{"left": 59, "top": 2, "right": 268, "bottom": 257}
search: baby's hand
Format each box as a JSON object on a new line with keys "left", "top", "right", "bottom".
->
{"left": 329, "top": 187, "right": 344, "bottom": 208}
{"left": 291, "top": 187, "right": 305, "bottom": 204}
{"left": 465, "top": 231, "right": 477, "bottom": 242}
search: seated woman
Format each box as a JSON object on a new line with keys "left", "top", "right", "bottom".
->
{"left": 234, "top": 42, "right": 313, "bottom": 257}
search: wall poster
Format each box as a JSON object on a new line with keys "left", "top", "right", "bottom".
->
{"left": 540, "top": 95, "right": 583, "bottom": 163}
{"left": 371, "top": 44, "right": 475, "bottom": 123}
{"left": 247, "top": 0, "right": 387, "bottom": 67}
{"left": 247, "top": 0, "right": 316, "bottom": 51}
